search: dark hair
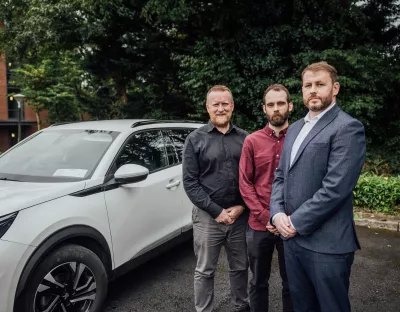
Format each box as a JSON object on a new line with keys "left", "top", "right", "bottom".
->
{"left": 263, "top": 84, "right": 291, "bottom": 105}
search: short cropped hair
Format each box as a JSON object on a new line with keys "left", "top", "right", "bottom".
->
{"left": 302, "top": 62, "right": 338, "bottom": 83}
{"left": 206, "top": 85, "right": 233, "bottom": 102}
{"left": 263, "top": 84, "right": 291, "bottom": 105}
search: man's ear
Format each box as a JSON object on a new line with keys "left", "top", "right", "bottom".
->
{"left": 262, "top": 104, "right": 267, "bottom": 114}
{"left": 288, "top": 102, "right": 294, "bottom": 113}
{"left": 333, "top": 82, "right": 340, "bottom": 96}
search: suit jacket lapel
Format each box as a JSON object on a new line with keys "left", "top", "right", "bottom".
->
{"left": 285, "top": 120, "right": 305, "bottom": 173}
{"left": 289, "top": 105, "right": 341, "bottom": 170}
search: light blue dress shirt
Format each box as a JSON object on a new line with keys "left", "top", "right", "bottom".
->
{"left": 290, "top": 103, "right": 336, "bottom": 166}
{"left": 272, "top": 103, "right": 336, "bottom": 230}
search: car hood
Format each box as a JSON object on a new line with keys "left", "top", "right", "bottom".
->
{"left": 0, "top": 180, "right": 87, "bottom": 216}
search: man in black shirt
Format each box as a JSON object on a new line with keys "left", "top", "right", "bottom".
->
{"left": 183, "top": 85, "right": 250, "bottom": 312}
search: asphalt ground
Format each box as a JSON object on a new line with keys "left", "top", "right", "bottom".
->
{"left": 104, "top": 226, "right": 400, "bottom": 312}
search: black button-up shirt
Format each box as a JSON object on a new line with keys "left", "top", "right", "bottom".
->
{"left": 182, "top": 120, "right": 249, "bottom": 218}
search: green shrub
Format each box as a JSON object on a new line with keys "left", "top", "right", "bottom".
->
{"left": 362, "top": 156, "right": 392, "bottom": 176}
{"left": 364, "top": 148, "right": 400, "bottom": 176}
{"left": 353, "top": 174, "right": 400, "bottom": 214}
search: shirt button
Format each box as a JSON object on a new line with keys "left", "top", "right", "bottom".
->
{"left": 278, "top": 141, "right": 280, "bottom": 143}
{"left": 276, "top": 154, "right": 279, "bottom": 157}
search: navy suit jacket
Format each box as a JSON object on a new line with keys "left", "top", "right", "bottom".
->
{"left": 270, "top": 104, "right": 366, "bottom": 254}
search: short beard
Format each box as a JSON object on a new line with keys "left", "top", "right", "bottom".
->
{"left": 211, "top": 115, "right": 231, "bottom": 128}
{"left": 305, "top": 92, "right": 333, "bottom": 112}
{"left": 267, "top": 111, "right": 289, "bottom": 127}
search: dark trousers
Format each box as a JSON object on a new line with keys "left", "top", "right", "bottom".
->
{"left": 246, "top": 226, "right": 293, "bottom": 312}
{"left": 284, "top": 239, "right": 354, "bottom": 312}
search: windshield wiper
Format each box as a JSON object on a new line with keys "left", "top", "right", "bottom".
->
{"left": 0, "top": 177, "right": 21, "bottom": 182}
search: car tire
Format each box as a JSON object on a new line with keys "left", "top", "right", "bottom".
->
{"left": 21, "top": 244, "right": 108, "bottom": 312}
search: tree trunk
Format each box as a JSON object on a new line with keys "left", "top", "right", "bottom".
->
{"left": 35, "top": 111, "right": 42, "bottom": 130}
{"left": 121, "top": 86, "right": 127, "bottom": 105}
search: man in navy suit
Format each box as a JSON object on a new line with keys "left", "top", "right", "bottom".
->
{"left": 270, "top": 62, "right": 366, "bottom": 312}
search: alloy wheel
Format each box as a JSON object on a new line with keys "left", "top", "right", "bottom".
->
{"left": 33, "top": 262, "right": 97, "bottom": 312}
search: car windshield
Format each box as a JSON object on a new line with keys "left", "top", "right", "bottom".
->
{"left": 0, "top": 129, "right": 119, "bottom": 182}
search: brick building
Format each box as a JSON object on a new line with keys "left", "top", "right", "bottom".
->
{"left": 0, "top": 21, "right": 49, "bottom": 152}
{"left": 0, "top": 51, "right": 49, "bottom": 153}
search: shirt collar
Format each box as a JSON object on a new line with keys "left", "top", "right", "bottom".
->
{"left": 304, "top": 103, "right": 336, "bottom": 123}
{"left": 264, "top": 124, "right": 289, "bottom": 138}
{"left": 206, "top": 120, "right": 237, "bottom": 133}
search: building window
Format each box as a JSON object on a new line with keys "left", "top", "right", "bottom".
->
{"left": 6, "top": 57, "right": 23, "bottom": 120}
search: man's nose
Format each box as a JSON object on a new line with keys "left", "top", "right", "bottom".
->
{"left": 310, "top": 84, "right": 317, "bottom": 94}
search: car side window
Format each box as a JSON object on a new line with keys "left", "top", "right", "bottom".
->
{"left": 116, "top": 130, "right": 168, "bottom": 172}
{"left": 162, "top": 134, "right": 179, "bottom": 166}
{"left": 162, "top": 128, "right": 194, "bottom": 164}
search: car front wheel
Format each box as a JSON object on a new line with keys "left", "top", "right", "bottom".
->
{"left": 21, "top": 244, "right": 108, "bottom": 312}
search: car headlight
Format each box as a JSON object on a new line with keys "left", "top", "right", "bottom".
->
{"left": 0, "top": 212, "right": 18, "bottom": 239}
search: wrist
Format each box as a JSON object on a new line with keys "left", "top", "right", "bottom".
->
{"left": 272, "top": 212, "right": 285, "bottom": 225}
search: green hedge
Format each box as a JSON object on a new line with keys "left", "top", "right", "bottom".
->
{"left": 354, "top": 174, "right": 400, "bottom": 215}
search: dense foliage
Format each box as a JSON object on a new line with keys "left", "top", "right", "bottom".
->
{"left": 354, "top": 174, "right": 400, "bottom": 214}
{"left": 1, "top": 0, "right": 399, "bottom": 171}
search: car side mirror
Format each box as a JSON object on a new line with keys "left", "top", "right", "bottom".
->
{"left": 114, "top": 164, "right": 149, "bottom": 185}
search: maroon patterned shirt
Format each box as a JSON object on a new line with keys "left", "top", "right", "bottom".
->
{"left": 239, "top": 125, "right": 288, "bottom": 231}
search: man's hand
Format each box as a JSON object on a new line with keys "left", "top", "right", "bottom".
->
{"left": 274, "top": 214, "right": 296, "bottom": 238}
{"left": 226, "top": 205, "right": 245, "bottom": 222}
{"left": 215, "top": 209, "right": 234, "bottom": 225}
{"left": 266, "top": 221, "right": 280, "bottom": 235}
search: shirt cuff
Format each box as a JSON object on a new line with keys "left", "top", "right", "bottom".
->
{"left": 289, "top": 217, "right": 296, "bottom": 230}
{"left": 208, "top": 202, "right": 224, "bottom": 219}
{"left": 272, "top": 212, "right": 286, "bottom": 226}
{"left": 257, "top": 209, "right": 270, "bottom": 226}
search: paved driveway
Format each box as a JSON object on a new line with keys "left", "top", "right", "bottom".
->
{"left": 104, "top": 226, "right": 400, "bottom": 312}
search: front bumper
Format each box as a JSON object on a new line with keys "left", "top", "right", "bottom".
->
{"left": 0, "top": 239, "right": 35, "bottom": 312}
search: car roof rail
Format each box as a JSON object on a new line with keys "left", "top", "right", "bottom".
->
{"left": 50, "top": 121, "right": 79, "bottom": 127}
{"left": 131, "top": 119, "right": 205, "bottom": 128}
{"left": 49, "top": 119, "right": 205, "bottom": 128}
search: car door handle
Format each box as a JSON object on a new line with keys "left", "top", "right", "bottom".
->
{"left": 166, "top": 180, "right": 180, "bottom": 189}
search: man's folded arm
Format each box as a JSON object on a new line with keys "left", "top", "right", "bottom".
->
{"left": 239, "top": 138, "right": 269, "bottom": 225}
{"left": 182, "top": 137, "right": 224, "bottom": 219}
{"left": 290, "top": 120, "right": 366, "bottom": 235}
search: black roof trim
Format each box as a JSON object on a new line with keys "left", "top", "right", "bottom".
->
{"left": 50, "top": 119, "right": 205, "bottom": 128}
{"left": 130, "top": 119, "right": 205, "bottom": 128}
{"left": 50, "top": 121, "right": 84, "bottom": 127}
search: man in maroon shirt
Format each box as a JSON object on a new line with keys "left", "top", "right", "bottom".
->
{"left": 239, "top": 84, "right": 293, "bottom": 312}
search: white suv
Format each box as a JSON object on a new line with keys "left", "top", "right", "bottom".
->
{"left": 0, "top": 119, "right": 202, "bottom": 312}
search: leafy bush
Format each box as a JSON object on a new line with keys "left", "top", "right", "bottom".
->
{"left": 353, "top": 174, "right": 400, "bottom": 214}
{"left": 362, "top": 156, "right": 392, "bottom": 176}
{"left": 364, "top": 148, "right": 400, "bottom": 176}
